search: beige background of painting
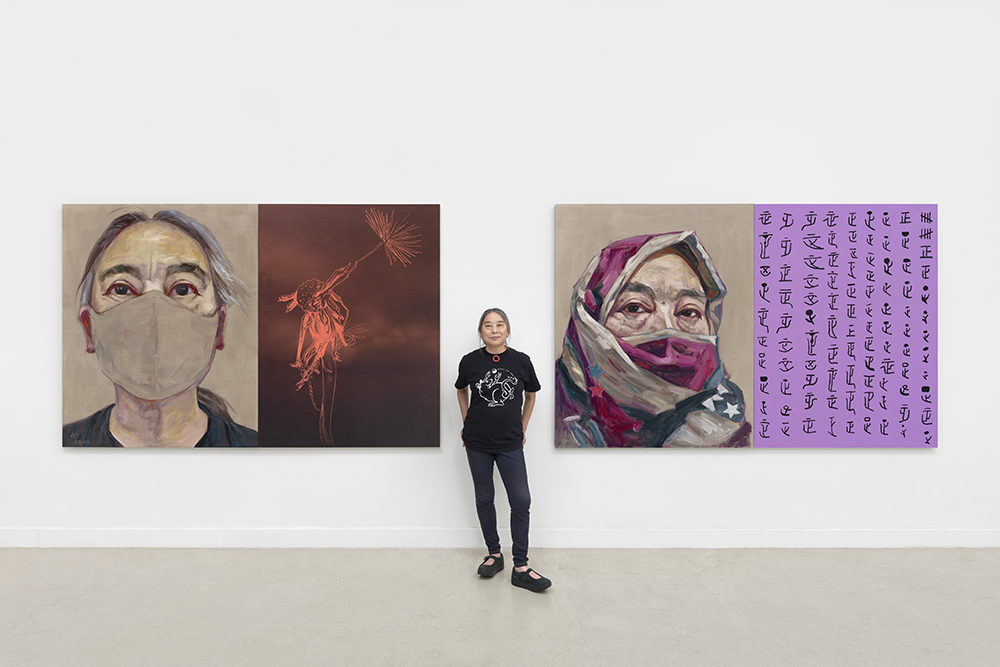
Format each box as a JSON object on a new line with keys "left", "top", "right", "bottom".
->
{"left": 555, "top": 204, "right": 754, "bottom": 422}
{"left": 62, "top": 204, "right": 259, "bottom": 429}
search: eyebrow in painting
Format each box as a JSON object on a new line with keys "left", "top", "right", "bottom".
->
{"left": 99, "top": 264, "right": 141, "bottom": 282}
{"left": 676, "top": 288, "right": 707, "bottom": 302}
{"left": 620, "top": 282, "right": 656, "bottom": 298}
{"left": 165, "top": 263, "right": 208, "bottom": 280}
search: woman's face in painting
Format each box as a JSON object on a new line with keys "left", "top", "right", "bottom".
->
{"left": 604, "top": 249, "right": 710, "bottom": 338}
{"left": 480, "top": 312, "right": 509, "bottom": 347}
{"left": 89, "top": 222, "right": 218, "bottom": 316}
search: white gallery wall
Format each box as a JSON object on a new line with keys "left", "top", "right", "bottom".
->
{"left": 1, "top": 0, "right": 997, "bottom": 548}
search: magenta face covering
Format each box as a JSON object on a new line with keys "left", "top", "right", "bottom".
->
{"left": 618, "top": 332, "right": 720, "bottom": 392}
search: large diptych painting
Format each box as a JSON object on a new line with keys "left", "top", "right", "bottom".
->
{"left": 62, "top": 203, "right": 440, "bottom": 449}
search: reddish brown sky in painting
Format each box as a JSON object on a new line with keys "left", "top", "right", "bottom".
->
{"left": 258, "top": 205, "right": 440, "bottom": 447}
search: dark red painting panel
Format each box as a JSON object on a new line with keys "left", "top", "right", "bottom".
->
{"left": 258, "top": 205, "right": 440, "bottom": 447}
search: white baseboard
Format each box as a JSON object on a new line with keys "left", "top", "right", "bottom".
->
{"left": 0, "top": 527, "right": 481, "bottom": 549}
{"left": 2, "top": 527, "right": 998, "bottom": 549}
{"left": 533, "top": 528, "right": 1000, "bottom": 548}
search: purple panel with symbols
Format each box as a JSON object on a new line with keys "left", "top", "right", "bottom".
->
{"left": 753, "top": 206, "right": 937, "bottom": 447}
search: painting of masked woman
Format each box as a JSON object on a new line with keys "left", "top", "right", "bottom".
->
{"left": 555, "top": 205, "right": 754, "bottom": 448}
{"left": 62, "top": 205, "right": 259, "bottom": 447}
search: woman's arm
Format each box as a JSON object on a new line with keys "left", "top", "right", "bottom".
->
{"left": 322, "top": 260, "right": 359, "bottom": 292}
{"left": 521, "top": 391, "right": 536, "bottom": 444}
{"left": 456, "top": 387, "right": 470, "bottom": 446}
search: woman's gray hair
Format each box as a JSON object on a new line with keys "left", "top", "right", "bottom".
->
{"left": 78, "top": 209, "right": 249, "bottom": 311}
{"left": 478, "top": 307, "right": 511, "bottom": 337}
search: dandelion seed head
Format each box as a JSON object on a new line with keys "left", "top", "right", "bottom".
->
{"left": 366, "top": 208, "right": 422, "bottom": 266}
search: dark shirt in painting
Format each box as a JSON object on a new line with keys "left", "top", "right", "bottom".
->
{"left": 456, "top": 347, "right": 540, "bottom": 453}
{"left": 63, "top": 403, "right": 259, "bottom": 448}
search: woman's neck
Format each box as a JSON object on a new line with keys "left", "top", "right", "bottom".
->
{"left": 483, "top": 342, "right": 507, "bottom": 355}
{"left": 109, "top": 385, "right": 208, "bottom": 448}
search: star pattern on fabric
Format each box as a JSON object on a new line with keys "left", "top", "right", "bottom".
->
{"left": 588, "top": 364, "right": 604, "bottom": 380}
{"left": 703, "top": 385, "right": 730, "bottom": 410}
{"left": 588, "top": 383, "right": 605, "bottom": 398}
{"left": 703, "top": 382, "right": 744, "bottom": 422}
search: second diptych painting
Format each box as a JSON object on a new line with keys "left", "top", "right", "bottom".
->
{"left": 555, "top": 204, "right": 938, "bottom": 449}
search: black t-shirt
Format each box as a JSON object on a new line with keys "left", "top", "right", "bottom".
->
{"left": 455, "top": 347, "right": 541, "bottom": 452}
{"left": 63, "top": 404, "right": 258, "bottom": 447}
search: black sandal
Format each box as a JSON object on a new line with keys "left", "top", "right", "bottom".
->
{"left": 477, "top": 553, "right": 504, "bottom": 577}
{"left": 511, "top": 567, "right": 551, "bottom": 592}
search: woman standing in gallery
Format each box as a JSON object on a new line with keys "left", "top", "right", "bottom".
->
{"left": 456, "top": 308, "right": 551, "bottom": 592}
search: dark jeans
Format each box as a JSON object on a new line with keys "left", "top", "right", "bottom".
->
{"left": 466, "top": 447, "right": 531, "bottom": 567}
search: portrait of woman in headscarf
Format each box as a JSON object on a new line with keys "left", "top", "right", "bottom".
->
{"left": 556, "top": 229, "right": 752, "bottom": 448}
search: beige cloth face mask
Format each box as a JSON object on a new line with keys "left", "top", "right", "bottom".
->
{"left": 90, "top": 291, "right": 220, "bottom": 401}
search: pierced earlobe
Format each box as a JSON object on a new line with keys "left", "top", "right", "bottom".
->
{"left": 214, "top": 307, "right": 227, "bottom": 351}
{"left": 79, "top": 308, "right": 95, "bottom": 354}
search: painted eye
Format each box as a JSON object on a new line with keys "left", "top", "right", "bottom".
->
{"left": 623, "top": 304, "right": 647, "bottom": 314}
{"left": 678, "top": 308, "right": 702, "bottom": 319}
{"left": 170, "top": 283, "right": 200, "bottom": 297}
{"left": 106, "top": 283, "right": 137, "bottom": 297}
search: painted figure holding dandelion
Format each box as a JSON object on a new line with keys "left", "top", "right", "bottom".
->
{"left": 279, "top": 208, "right": 421, "bottom": 445}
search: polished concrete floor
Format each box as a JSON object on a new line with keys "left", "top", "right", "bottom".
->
{"left": 1, "top": 548, "right": 998, "bottom": 666}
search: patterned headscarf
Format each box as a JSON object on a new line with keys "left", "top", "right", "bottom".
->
{"left": 556, "top": 231, "right": 750, "bottom": 448}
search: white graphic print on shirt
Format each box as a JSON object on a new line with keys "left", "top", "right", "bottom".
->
{"left": 476, "top": 368, "right": 518, "bottom": 408}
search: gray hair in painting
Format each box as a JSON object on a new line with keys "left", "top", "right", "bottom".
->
{"left": 77, "top": 209, "right": 249, "bottom": 311}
